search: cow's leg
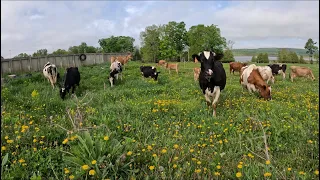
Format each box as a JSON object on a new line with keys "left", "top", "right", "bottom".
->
{"left": 271, "top": 76, "right": 275, "bottom": 84}
{"left": 290, "top": 73, "right": 295, "bottom": 82}
{"left": 282, "top": 72, "right": 286, "bottom": 79}
{"left": 247, "top": 84, "right": 252, "bottom": 93}
{"left": 204, "top": 89, "right": 211, "bottom": 107}
{"left": 109, "top": 77, "right": 114, "bottom": 87}
{"left": 71, "top": 86, "right": 75, "bottom": 94}
{"left": 49, "top": 76, "right": 55, "bottom": 89}
{"left": 120, "top": 73, "right": 123, "bottom": 80}
{"left": 212, "top": 86, "right": 221, "bottom": 117}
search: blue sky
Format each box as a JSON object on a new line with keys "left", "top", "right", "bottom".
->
{"left": 1, "top": 1, "right": 319, "bottom": 58}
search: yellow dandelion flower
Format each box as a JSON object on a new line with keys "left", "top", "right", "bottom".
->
{"left": 190, "top": 149, "right": 194, "bottom": 153}
{"left": 264, "top": 172, "right": 272, "bottom": 177}
{"left": 149, "top": 166, "right": 155, "bottom": 170}
{"left": 236, "top": 172, "right": 242, "bottom": 178}
{"left": 173, "top": 156, "right": 178, "bottom": 160}
{"left": 142, "top": 149, "right": 145, "bottom": 152}
{"left": 147, "top": 145, "right": 152, "bottom": 150}
{"left": 7, "top": 140, "right": 13, "bottom": 144}
{"left": 19, "top": 159, "right": 25, "bottom": 163}
{"left": 69, "top": 175, "right": 75, "bottom": 179}
{"left": 82, "top": 165, "right": 90, "bottom": 170}
{"left": 237, "top": 164, "right": 243, "bottom": 169}
{"left": 173, "top": 144, "right": 179, "bottom": 149}
{"left": 299, "top": 171, "right": 305, "bottom": 175}
{"left": 33, "top": 139, "right": 37, "bottom": 143}
{"left": 152, "top": 154, "right": 157, "bottom": 157}
{"left": 315, "top": 170, "right": 319, "bottom": 175}
{"left": 62, "top": 138, "right": 69, "bottom": 144}
{"left": 89, "top": 169, "right": 96, "bottom": 175}
{"left": 195, "top": 169, "right": 201, "bottom": 173}
{"left": 127, "top": 151, "right": 133, "bottom": 156}
{"left": 197, "top": 161, "right": 201, "bottom": 165}
{"left": 1, "top": 146, "right": 6, "bottom": 151}
{"left": 5, "top": 136, "right": 8, "bottom": 140}
{"left": 64, "top": 168, "right": 70, "bottom": 174}
{"left": 214, "top": 172, "right": 220, "bottom": 176}
{"left": 216, "top": 165, "right": 221, "bottom": 169}
{"left": 91, "top": 160, "right": 97, "bottom": 165}
{"left": 31, "top": 90, "right": 39, "bottom": 98}
{"left": 104, "top": 136, "right": 109, "bottom": 141}
{"left": 161, "top": 149, "right": 167, "bottom": 154}
{"left": 266, "top": 160, "right": 271, "bottom": 165}
{"left": 173, "top": 164, "right": 177, "bottom": 168}
{"left": 287, "top": 168, "right": 292, "bottom": 171}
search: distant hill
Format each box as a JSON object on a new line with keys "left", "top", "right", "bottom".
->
{"left": 232, "top": 48, "right": 310, "bottom": 57}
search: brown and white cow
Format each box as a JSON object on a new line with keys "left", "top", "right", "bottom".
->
{"left": 257, "top": 66, "right": 275, "bottom": 84}
{"left": 158, "top": 60, "right": 167, "bottom": 67}
{"left": 43, "top": 62, "right": 58, "bottom": 89}
{"left": 289, "top": 66, "right": 315, "bottom": 82}
{"left": 193, "top": 67, "right": 201, "bottom": 81}
{"left": 240, "top": 64, "right": 272, "bottom": 100}
{"left": 230, "top": 62, "right": 248, "bottom": 75}
{"left": 165, "top": 63, "right": 179, "bottom": 74}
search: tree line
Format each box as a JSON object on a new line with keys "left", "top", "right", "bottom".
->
{"left": 9, "top": 21, "right": 318, "bottom": 64}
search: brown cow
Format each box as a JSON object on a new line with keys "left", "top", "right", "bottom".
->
{"left": 158, "top": 60, "right": 167, "bottom": 67}
{"left": 165, "top": 63, "right": 179, "bottom": 74}
{"left": 110, "top": 56, "right": 117, "bottom": 64}
{"left": 240, "top": 64, "right": 272, "bottom": 100}
{"left": 117, "top": 54, "right": 132, "bottom": 65}
{"left": 230, "top": 62, "right": 248, "bottom": 75}
{"left": 290, "top": 66, "right": 315, "bottom": 82}
{"left": 193, "top": 67, "right": 200, "bottom": 81}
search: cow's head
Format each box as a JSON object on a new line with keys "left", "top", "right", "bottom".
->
{"left": 152, "top": 71, "right": 160, "bottom": 81}
{"left": 60, "top": 87, "right": 67, "bottom": 100}
{"left": 194, "top": 51, "right": 224, "bottom": 79}
{"left": 259, "top": 85, "right": 272, "bottom": 100}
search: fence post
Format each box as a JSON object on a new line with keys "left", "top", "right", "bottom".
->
{"left": 73, "top": 55, "right": 76, "bottom": 67}
{"left": 28, "top": 56, "right": 31, "bottom": 71}
{"left": 20, "top": 58, "right": 22, "bottom": 72}
{"left": 9, "top": 59, "right": 12, "bottom": 73}
{"left": 60, "top": 55, "right": 63, "bottom": 68}
{"left": 94, "top": 53, "right": 96, "bottom": 64}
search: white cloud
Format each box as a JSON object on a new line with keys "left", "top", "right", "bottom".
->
{"left": 1, "top": 1, "right": 319, "bottom": 58}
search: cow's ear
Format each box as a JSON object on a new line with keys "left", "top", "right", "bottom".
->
{"left": 263, "top": 85, "right": 267, "bottom": 90}
{"left": 214, "top": 53, "right": 224, "bottom": 61}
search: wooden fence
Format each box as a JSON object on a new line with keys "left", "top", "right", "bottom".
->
{"left": 1, "top": 53, "right": 129, "bottom": 76}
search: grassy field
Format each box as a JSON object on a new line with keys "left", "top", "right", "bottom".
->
{"left": 1, "top": 61, "right": 319, "bottom": 179}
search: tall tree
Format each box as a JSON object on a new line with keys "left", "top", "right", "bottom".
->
{"left": 158, "top": 21, "right": 188, "bottom": 61}
{"left": 221, "top": 49, "right": 235, "bottom": 63}
{"left": 51, "top": 49, "right": 68, "bottom": 55}
{"left": 140, "top": 25, "right": 162, "bottom": 62}
{"left": 68, "top": 46, "right": 79, "bottom": 54}
{"left": 32, "top": 49, "right": 48, "bottom": 57}
{"left": 14, "top": 53, "right": 31, "bottom": 59}
{"left": 187, "top": 24, "right": 226, "bottom": 56}
{"left": 227, "top": 40, "right": 235, "bottom": 50}
{"left": 304, "top": 38, "right": 318, "bottom": 64}
{"left": 98, "top": 36, "right": 135, "bottom": 53}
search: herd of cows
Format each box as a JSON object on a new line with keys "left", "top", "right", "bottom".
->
{"left": 41, "top": 50, "right": 316, "bottom": 116}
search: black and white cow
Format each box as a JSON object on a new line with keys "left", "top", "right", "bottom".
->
{"left": 193, "top": 51, "right": 226, "bottom": 117}
{"left": 267, "top": 64, "right": 287, "bottom": 79}
{"left": 109, "top": 60, "right": 123, "bottom": 87}
{"left": 59, "top": 67, "right": 80, "bottom": 100}
{"left": 43, "top": 62, "right": 58, "bottom": 89}
{"left": 140, "top": 66, "right": 161, "bottom": 81}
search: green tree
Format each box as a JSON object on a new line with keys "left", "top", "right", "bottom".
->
{"left": 221, "top": 49, "right": 235, "bottom": 63}
{"left": 133, "top": 46, "right": 141, "bottom": 61}
{"left": 98, "top": 36, "right": 135, "bottom": 53}
{"left": 13, "top": 53, "right": 31, "bottom": 59}
{"left": 314, "top": 53, "right": 319, "bottom": 64}
{"left": 32, "top": 49, "right": 48, "bottom": 57}
{"left": 68, "top": 46, "right": 79, "bottom": 54}
{"left": 304, "top": 38, "right": 318, "bottom": 64}
{"left": 289, "top": 51, "right": 299, "bottom": 63}
{"left": 299, "top": 55, "right": 307, "bottom": 64}
{"left": 251, "top": 56, "right": 257, "bottom": 62}
{"left": 140, "top": 24, "right": 162, "bottom": 62}
{"left": 158, "top": 21, "right": 188, "bottom": 61}
{"left": 187, "top": 24, "right": 226, "bottom": 55}
{"left": 51, "top": 49, "right": 68, "bottom": 55}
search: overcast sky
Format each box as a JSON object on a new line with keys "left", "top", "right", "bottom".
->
{"left": 1, "top": 1, "right": 319, "bottom": 58}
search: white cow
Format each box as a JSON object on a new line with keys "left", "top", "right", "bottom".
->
{"left": 109, "top": 60, "right": 123, "bottom": 87}
{"left": 257, "top": 66, "right": 275, "bottom": 84}
{"left": 43, "top": 62, "right": 58, "bottom": 89}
